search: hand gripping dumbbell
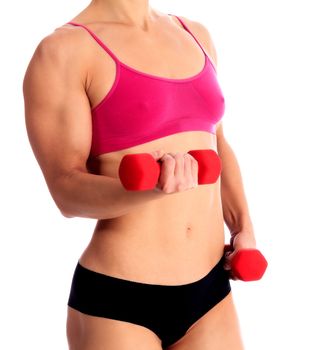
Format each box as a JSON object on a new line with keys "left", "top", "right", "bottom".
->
{"left": 118, "top": 149, "right": 222, "bottom": 191}
{"left": 224, "top": 237, "right": 268, "bottom": 282}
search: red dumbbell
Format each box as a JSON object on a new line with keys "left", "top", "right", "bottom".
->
{"left": 224, "top": 244, "right": 268, "bottom": 281}
{"left": 118, "top": 149, "right": 222, "bottom": 191}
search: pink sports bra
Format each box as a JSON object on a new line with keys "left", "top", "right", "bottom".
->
{"left": 66, "top": 15, "right": 225, "bottom": 158}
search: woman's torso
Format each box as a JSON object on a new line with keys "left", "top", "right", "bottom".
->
{"left": 59, "top": 10, "right": 226, "bottom": 285}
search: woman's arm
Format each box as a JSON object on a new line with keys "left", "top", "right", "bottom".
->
{"left": 23, "top": 30, "right": 165, "bottom": 220}
{"left": 216, "top": 122, "right": 256, "bottom": 243}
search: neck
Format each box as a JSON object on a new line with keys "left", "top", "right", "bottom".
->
{"left": 90, "top": 0, "right": 158, "bottom": 29}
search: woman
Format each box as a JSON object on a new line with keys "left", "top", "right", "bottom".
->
{"left": 23, "top": 0, "right": 257, "bottom": 349}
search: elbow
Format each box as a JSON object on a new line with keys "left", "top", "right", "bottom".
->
{"left": 54, "top": 190, "right": 91, "bottom": 219}
{"left": 53, "top": 188, "right": 91, "bottom": 219}
{"left": 55, "top": 198, "right": 76, "bottom": 218}
{"left": 60, "top": 207, "right": 75, "bottom": 218}
{"left": 50, "top": 176, "right": 77, "bottom": 219}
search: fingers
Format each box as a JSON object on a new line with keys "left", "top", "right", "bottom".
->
{"left": 223, "top": 251, "right": 239, "bottom": 281}
{"left": 183, "top": 154, "right": 193, "bottom": 189}
{"left": 157, "top": 152, "right": 198, "bottom": 194}
{"left": 223, "top": 251, "right": 232, "bottom": 270}
{"left": 173, "top": 152, "right": 185, "bottom": 181}
{"left": 158, "top": 154, "right": 176, "bottom": 193}
{"left": 151, "top": 149, "right": 166, "bottom": 161}
{"left": 190, "top": 155, "right": 199, "bottom": 188}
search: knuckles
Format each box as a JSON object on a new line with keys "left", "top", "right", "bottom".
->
{"left": 157, "top": 151, "right": 199, "bottom": 193}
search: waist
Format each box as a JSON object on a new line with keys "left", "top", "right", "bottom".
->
{"left": 78, "top": 195, "right": 225, "bottom": 285}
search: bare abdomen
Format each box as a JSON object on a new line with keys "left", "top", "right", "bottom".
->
{"left": 78, "top": 178, "right": 225, "bottom": 285}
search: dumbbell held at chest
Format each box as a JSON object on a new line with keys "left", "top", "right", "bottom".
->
{"left": 118, "top": 149, "right": 222, "bottom": 191}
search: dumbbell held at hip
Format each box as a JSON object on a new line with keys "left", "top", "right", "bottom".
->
{"left": 118, "top": 149, "right": 222, "bottom": 191}
{"left": 224, "top": 241, "right": 268, "bottom": 282}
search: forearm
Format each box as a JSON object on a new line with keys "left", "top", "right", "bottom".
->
{"left": 53, "top": 170, "right": 165, "bottom": 219}
{"left": 217, "top": 137, "right": 255, "bottom": 236}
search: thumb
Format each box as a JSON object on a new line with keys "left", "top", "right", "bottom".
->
{"left": 151, "top": 149, "right": 166, "bottom": 161}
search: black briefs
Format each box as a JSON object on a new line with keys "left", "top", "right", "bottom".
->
{"left": 67, "top": 254, "right": 231, "bottom": 349}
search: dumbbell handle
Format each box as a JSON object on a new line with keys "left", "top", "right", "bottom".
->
{"left": 119, "top": 149, "right": 222, "bottom": 191}
{"left": 224, "top": 244, "right": 268, "bottom": 281}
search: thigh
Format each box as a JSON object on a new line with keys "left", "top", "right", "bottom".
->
{"left": 66, "top": 306, "right": 163, "bottom": 350}
{"left": 165, "top": 291, "right": 245, "bottom": 350}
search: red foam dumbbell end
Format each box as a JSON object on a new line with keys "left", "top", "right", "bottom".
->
{"left": 118, "top": 153, "right": 161, "bottom": 191}
{"left": 188, "top": 149, "right": 222, "bottom": 184}
{"left": 230, "top": 249, "right": 268, "bottom": 282}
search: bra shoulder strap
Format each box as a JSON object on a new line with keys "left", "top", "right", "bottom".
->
{"left": 65, "top": 22, "right": 120, "bottom": 63}
{"left": 168, "top": 14, "right": 207, "bottom": 55}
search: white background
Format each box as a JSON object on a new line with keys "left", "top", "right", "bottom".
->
{"left": 1, "top": 0, "right": 313, "bottom": 349}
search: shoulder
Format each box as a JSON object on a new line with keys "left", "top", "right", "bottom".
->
{"left": 34, "top": 25, "right": 89, "bottom": 65}
{"left": 23, "top": 25, "right": 90, "bottom": 89}
{"left": 174, "top": 15, "right": 218, "bottom": 70}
